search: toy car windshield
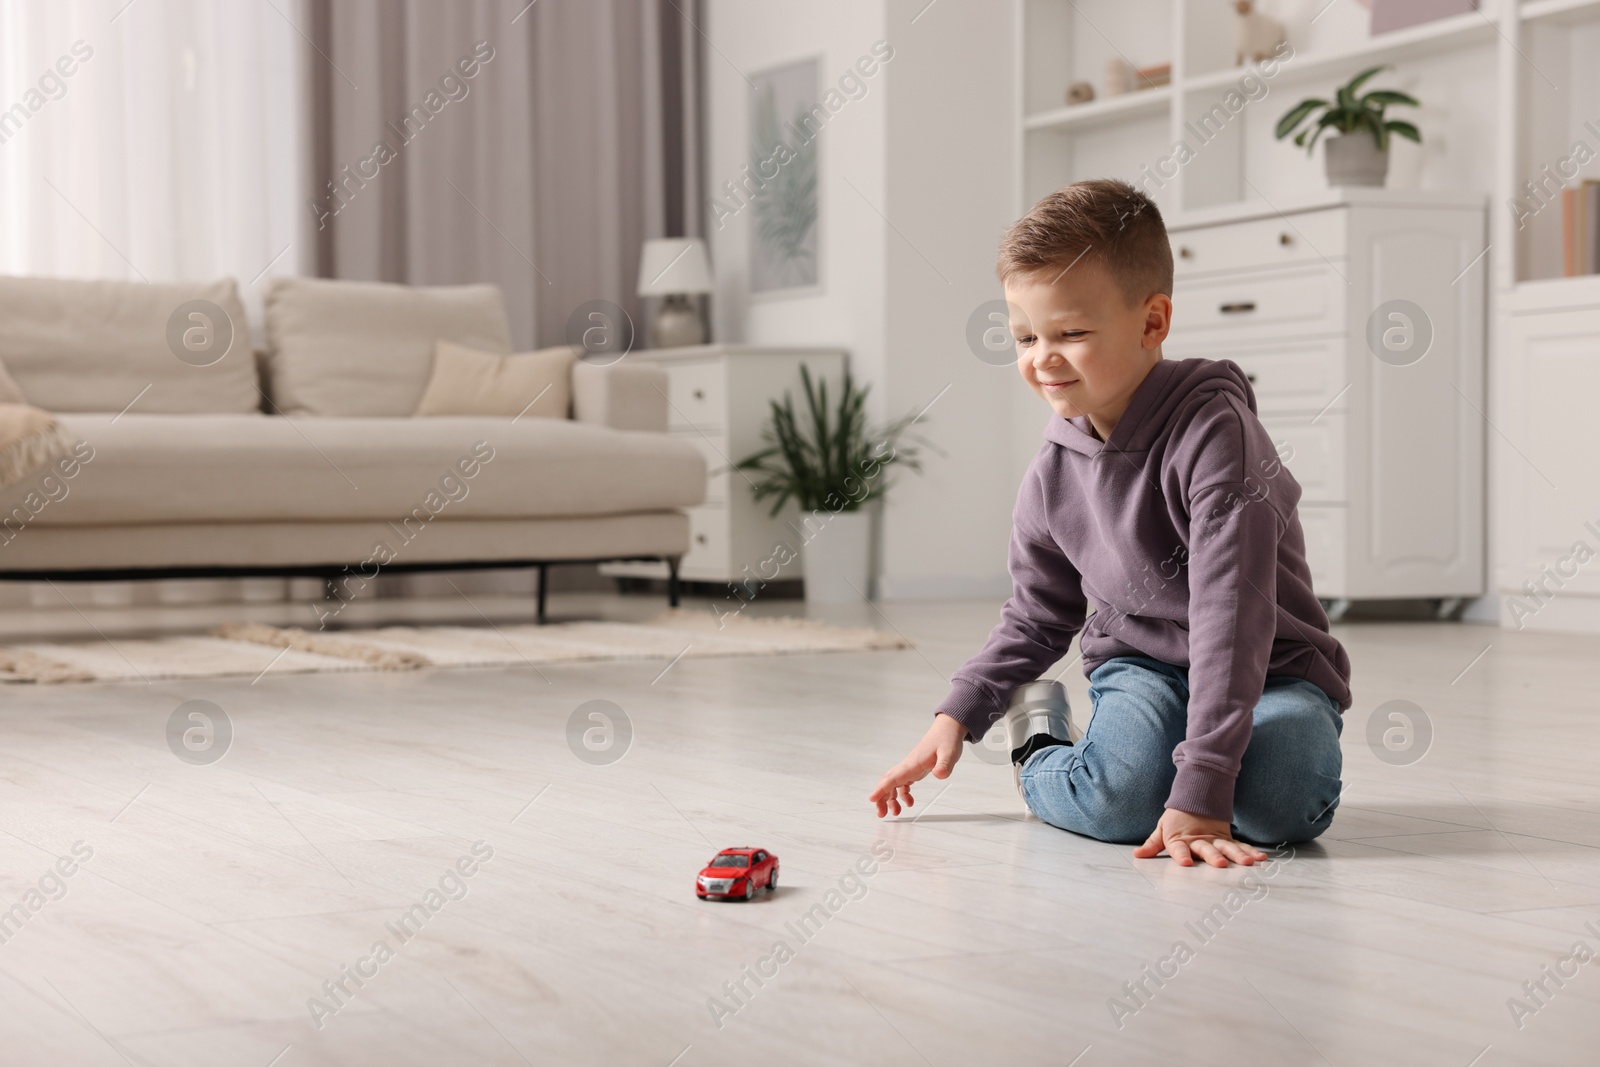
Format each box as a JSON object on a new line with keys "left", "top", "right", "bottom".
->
{"left": 707, "top": 853, "right": 749, "bottom": 868}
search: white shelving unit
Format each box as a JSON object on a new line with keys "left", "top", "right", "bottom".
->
{"left": 1015, "top": 0, "right": 1600, "bottom": 629}
{"left": 1013, "top": 0, "right": 1516, "bottom": 219}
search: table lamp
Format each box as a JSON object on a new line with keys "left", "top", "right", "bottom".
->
{"left": 637, "top": 237, "right": 713, "bottom": 348}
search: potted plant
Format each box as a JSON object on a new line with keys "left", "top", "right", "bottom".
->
{"left": 1274, "top": 65, "right": 1420, "bottom": 187}
{"left": 732, "top": 366, "right": 930, "bottom": 604}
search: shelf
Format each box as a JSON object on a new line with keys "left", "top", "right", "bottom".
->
{"left": 1168, "top": 188, "right": 1486, "bottom": 231}
{"left": 1522, "top": 0, "right": 1600, "bottom": 24}
{"left": 1183, "top": 9, "right": 1496, "bottom": 93}
{"left": 1508, "top": 274, "right": 1600, "bottom": 313}
{"left": 1023, "top": 87, "right": 1170, "bottom": 134}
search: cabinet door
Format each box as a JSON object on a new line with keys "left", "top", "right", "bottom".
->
{"left": 1342, "top": 210, "right": 1485, "bottom": 598}
{"left": 1502, "top": 306, "right": 1600, "bottom": 602}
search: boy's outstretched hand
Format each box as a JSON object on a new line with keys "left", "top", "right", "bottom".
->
{"left": 870, "top": 713, "right": 967, "bottom": 817}
{"left": 1134, "top": 808, "right": 1266, "bottom": 867}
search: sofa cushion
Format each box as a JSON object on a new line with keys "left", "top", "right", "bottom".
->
{"left": 10, "top": 414, "right": 706, "bottom": 526}
{"left": 0, "top": 275, "right": 257, "bottom": 413}
{"left": 414, "top": 341, "right": 575, "bottom": 419}
{"left": 264, "top": 277, "right": 512, "bottom": 416}
{"left": 0, "top": 514, "right": 689, "bottom": 571}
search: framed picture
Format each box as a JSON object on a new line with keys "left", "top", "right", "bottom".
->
{"left": 747, "top": 57, "right": 821, "bottom": 298}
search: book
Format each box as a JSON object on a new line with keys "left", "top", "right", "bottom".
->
{"left": 1564, "top": 187, "right": 1577, "bottom": 277}
{"left": 1561, "top": 183, "right": 1600, "bottom": 278}
{"left": 1589, "top": 180, "right": 1600, "bottom": 274}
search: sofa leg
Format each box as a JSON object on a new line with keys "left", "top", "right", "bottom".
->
{"left": 536, "top": 563, "right": 548, "bottom": 625}
{"left": 667, "top": 557, "right": 681, "bottom": 609}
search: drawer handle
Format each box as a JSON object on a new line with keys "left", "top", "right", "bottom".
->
{"left": 692, "top": 388, "right": 705, "bottom": 400}
{"left": 695, "top": 533, "right": 708, "bottom": 545}
{"left": 1178, "top": 246, "right": 1192, "bottom": 259}
{"left": 1219, "top": 301, "right": 1257, "bottom": 314}
{"left": 1279, "top": 232, "right": 1292, "bottom": 246}
{"left": 1245, "top": 372, "right": 1258, "bottom": 383}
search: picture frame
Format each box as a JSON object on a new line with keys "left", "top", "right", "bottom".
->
{"left": 747, "top": 56, "right": 822, "bottom": 299}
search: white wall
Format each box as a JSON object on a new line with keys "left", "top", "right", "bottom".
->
{"left": 878, "top": 0, "right": 1020, "bottom": 599}
{"left": 704, "top": 0, "right": 890, "bottom": 387}
{"left": 705, "top": 0, "right": 1020, "bottom": 600}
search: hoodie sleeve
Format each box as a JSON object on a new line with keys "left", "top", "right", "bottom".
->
{"left": 1168, "top": 403, "right": 1286, "bottom": 821}
{"left": 934, "top": 466, "right": 1087, "bottom": 742}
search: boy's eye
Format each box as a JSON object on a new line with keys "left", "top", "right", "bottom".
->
{"left": 1016, "top": 335, "right": 1035, "bottom": 347}
{"left": 1062, "top": 330, "right": 1087, "bottom": 340}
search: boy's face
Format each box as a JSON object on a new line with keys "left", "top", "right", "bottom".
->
{"left": 1005, "top": 261, "right": 1172, "bottom": 435}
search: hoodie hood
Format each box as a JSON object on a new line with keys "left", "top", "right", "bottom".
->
{"left": 1043, "top": 357, "right": 1257, "bottom": 456}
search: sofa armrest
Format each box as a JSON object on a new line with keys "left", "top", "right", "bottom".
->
{"left": 571, "top": 360, "right": 669, "bottom": 433}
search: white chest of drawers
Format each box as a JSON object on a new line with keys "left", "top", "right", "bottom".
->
{"left": 602, "top": 344, "right": 848, "bottom": 585}
{"left": 1163, "top": 191, "right": 1486, "bottom": 609}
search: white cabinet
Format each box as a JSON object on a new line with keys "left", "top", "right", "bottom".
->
{"left": 1163, "top": 191, "right": 1486, "bottom": 603}
{"left": 1497, "top": 281, "right": 1600, "bottom": 627}
{"left": 602, "top": 344, "right": 848, "bottom": 585}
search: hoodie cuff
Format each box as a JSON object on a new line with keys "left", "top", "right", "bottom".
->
{"left": 933, "top": 680, "right": 1005, "bottom": 743}
{"left": 1166, "top": 761, "right": 1237, "bottom": 823}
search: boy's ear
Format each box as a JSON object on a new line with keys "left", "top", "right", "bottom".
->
{"left": 1142, "top": 293, "right": 1173, "bottom": 350}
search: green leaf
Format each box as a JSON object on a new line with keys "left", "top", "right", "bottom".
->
{"left": 1385, "top": 119, "right": 1422, "bottom": 143}
{"left": 729, "top": 366, "right": 938, "bottom": 517}
{"left": 1274, "top": 98, "right": 1328, "bottom": 140}
{"left": 1345, "top": 65, "right": 1389, "bottom": 98}
{"left": 1360, "top": 89, "right": 1418, "bottom": 109}
{"left": 1304, "top": 111, "right": 1343, "bottom": 154}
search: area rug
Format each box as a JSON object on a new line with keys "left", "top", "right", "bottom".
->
{"left": 0, "top": 609, "right": 912, "bottom": 684}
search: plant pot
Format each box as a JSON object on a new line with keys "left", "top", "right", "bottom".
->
{"left": 800, "top": 509, "right": 872, "bottom": 604}
{"left": 1324, "top": 133, "right": 1390, "bottom": 187}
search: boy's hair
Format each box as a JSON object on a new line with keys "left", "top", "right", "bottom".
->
{"left": 996, "top": 179, "right": 1173, "bottom": 305}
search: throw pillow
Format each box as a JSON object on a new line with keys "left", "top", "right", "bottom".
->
{"left": 263, "top": 276, "right": 512, "bottom": 416}
{"left": 413, "top": 340, "right": 576, "bottom": 419}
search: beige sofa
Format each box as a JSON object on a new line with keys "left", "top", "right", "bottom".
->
{"left": 0, "top": 274, "right": 707, "bottom": 620}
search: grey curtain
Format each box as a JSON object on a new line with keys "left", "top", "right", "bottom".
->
{"left": 303, "top": 0, "right": 704, "bottom": 349}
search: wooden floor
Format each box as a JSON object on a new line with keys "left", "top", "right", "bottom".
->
{"left": 1, "top": 593, "right": 1597, "bottom": 1066}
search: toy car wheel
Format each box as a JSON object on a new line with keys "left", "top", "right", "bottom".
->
{"left": 768, "top": 868, "right": 778, "bottom": 892}
{"left": 743, "top": 879, "right": 755, "bottom": 901}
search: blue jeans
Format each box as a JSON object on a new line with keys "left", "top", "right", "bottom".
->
{"left": 1019, "top": 655, "right": 1344, "bottom": 846}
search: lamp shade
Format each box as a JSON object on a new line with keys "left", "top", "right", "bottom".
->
{"left": 637, "top": 237, "right": 714, "bottom": 297}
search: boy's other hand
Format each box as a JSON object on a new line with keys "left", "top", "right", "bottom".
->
{"left": 1133, "top": 808, "right": 1267, "bottom": 867}
{"left": 870, "top": 713, "right": 968, "bottom": 818}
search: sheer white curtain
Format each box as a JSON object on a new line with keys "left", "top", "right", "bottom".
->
{"left": 0, "top": 0, "right": 304, "bottom": 613}
{"left": 0, "top": 0, "right": 304, "bottom": 314}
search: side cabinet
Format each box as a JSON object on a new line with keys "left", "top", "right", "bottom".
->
{"left": 1164, "top": 192, "right": 1486, "bottom": 604}
{"left": 601, "top": 344, "right": 848, "bottom": 586}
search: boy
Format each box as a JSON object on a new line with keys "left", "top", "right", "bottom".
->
{"left": 869, "top": 179, "right": 1351, "bottom": 868}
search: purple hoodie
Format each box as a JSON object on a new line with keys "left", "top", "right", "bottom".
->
{"left": 936, "top": 357, "right": 1352, "bottom": 821}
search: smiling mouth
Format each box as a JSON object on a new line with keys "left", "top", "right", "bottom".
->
{"left": 1039, "top": 379, "right": 1077, "bottom": 391}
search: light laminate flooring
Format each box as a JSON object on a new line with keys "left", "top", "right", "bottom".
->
{"left": 0, "top": 593, "right": 1597, "bottom": 1066}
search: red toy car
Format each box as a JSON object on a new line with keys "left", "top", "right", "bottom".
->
{"left": 696, "top": 848, "right": 778, "bottom": 901}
